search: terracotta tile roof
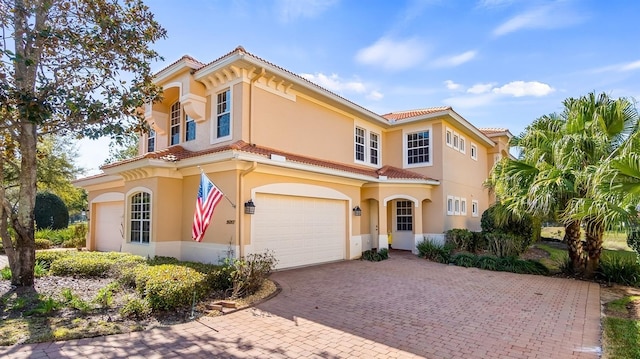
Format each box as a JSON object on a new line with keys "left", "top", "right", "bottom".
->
{"left": 381, "top": 107, "right": 452, "bottom": 121}
{"left": 153, "top": 55, "right": 205, "bottom": 77}
{"left": 479, "top": 128, "right": 510, "bottom": 136}
{"left": 101, "top": 141, "right": 436, "bottom": 182}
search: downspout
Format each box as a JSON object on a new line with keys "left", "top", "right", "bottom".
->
{"left": 238, "top": 161, "right": 258, "bottom": 258}
{"left": 249, "top": 68, "right": 266, "bottom": 144}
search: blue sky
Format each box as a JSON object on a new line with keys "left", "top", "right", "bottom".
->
{"left": 77, "top": 0, "right": 640, "bottom": 175}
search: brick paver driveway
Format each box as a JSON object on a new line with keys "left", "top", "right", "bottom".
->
{"left": 1, "top": 251, "right": 601, "bottom": 358}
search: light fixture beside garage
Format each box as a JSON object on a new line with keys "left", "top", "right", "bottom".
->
{"left": 352, "top": 206, "right": 362, "bottom": 216}
{"left": 244, "top": 200, "right": 256, "bottom": 215}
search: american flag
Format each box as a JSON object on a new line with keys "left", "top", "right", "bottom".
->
{"left": 192, "top": 172, "right": 224, "bottom": 242}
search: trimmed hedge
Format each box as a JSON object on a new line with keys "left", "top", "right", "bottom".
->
{"left": 134, "top": 264, "right": 208, "bottom": 311}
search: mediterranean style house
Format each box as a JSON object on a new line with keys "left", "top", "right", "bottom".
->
{"left": 74, "top": 46, "right": 512, "bottom": 269}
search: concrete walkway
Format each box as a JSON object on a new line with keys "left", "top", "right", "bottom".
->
{"left": 0, "top": 252, "right": 601, "bottom": 358}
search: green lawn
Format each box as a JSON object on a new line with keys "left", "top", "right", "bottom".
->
{"left": 541, "top": 226, "right": 633, "bottom": 251}
{"left": 603, "top": 316, "right": 640, "bottom": 359}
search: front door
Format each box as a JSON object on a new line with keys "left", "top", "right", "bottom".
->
{"left": 392, "top": 200, "right": 414, "bottom": 250}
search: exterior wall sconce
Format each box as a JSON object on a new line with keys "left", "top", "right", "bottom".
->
{"left": 353, "top": 206, "right": 362, "bottom": 216}
{"left": 244, "top": 200, "right": 256, "bottom": 215}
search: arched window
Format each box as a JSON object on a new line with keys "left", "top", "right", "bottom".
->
{"left": 170, "top": 101, "right": 181, "bottom": 145}
{"left": 129, "top": 192, "right": 151, "bottom": 243}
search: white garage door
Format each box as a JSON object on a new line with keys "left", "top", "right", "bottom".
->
{"left": 252, "top": 194, "right": 346, "bottom": 269}
{"left": 95, "top": 201, "right": 124, "bottom": 252}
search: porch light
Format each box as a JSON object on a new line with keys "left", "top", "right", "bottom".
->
{"left": 244, "top": 200, "right": 256, "bottom": 215}
{"left": 353, "top": 206, "right": 362, "bottom": 216}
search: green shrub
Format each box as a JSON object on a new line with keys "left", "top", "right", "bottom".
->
{"left": 598, "top": 253, "right": 640, "bottom": 286}
{"left": 446, "top": 229, "right": 473, "bottom": 251}
{"left": 34, "top": 238, "right": 53, "bottom": 250}
{"left": 26, "top": 295, "right": 62, "bottom": 316}
{"left": 35, "top": 250, "right": 73, "bottom": 266}
{"left": 34, "top": 260, "right": 49, "bottom": 277}
{"left": 119, "top": 296, "right": 151, "bottom": 319}
{"left": 221, "top": 251, "right": 278, "bottom": 299}
{"left": 1, "top": 267, "right": 11, "bottom": 280}
{"left": 477, "top": 255, "right": 499, "bottom": 271}
{"left": 417, "top": 239, "right": 453, "bottom": 263}
{"left": 34, "top": 192, "right": 69, "bottom": 230}
{"left": 451, "top": 252, "right": 478, "bottom": 267}
{"left": 496, "top": 256, "right": 520, "bottom": 272}
{"left": 134, "top": 264, "right": 208, "bottom": 311}
{"left": 361, "top": 248, "right": 389, "bottom": 262}
{"left": 60, "top": 288, "right": 92, "bottom": 313}
{"left": 628, "top": 227, "right": 640, "bottom": 262}
{"left": 481, "top": 203, "right": 534, "bottom": 251}
{"left": 93, "top": 282, "right": 120, "bottom": 308}
{"left": 35, "top": 227, "right": 74, "bottom": 245}
{"left": 471, "top": 231, "right": 486, "bottom": 252}
{"left": 50, "top": 255, "right": 112, "bottom": 277}
{"left": 62, "top": 237, "right": 85, "bottom": 248}
{"left": 494, "top": 256, "right": 549, "bottom": 275}
{"left": 486, "top": 232, "right": 524, "bottom": 257}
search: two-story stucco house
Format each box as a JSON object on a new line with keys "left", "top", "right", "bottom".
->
{"left": 74, "top": 46, "right": 512, "bottom": 269}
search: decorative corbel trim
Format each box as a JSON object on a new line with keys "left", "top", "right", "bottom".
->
{"left": 144, "top": 110, "right": 169, "bottom": 135}
{"left": 180, "top": 93, "right": 207, "bottom": 123}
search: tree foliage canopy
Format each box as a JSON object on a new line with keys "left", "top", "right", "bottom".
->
{"left": 0, "top": 0, "right": 166, "bottom": 286}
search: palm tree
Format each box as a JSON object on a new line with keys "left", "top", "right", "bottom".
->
{"left": 490, "top": 92, "right": 639, "bottom": 276}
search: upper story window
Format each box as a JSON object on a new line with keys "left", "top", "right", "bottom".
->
{"left": 130, "top": 191, "right": 151, "bottom": 244}
{"left": 453, "top": 133, "right": 459, "bottom": 150}
{"left": 370, "top": 132, "right": 379, "bottom": 165}
{"left": 472, "top": 200, "right": 479, "bottom": 217}
{"left": 355, "top": 127, "right": 365, "bottom": 162}
{"left": 461, "top": 198, "right": 467, "bottom": 215}
{"left": 471, "top": 143, "right": 478, "bottom": 160}
{"left": 406, "top": 130, "right": 430, "bottom": 166}
{"left": 459, "top": 136, "right": 466, "bottom": 154}
{"left": 445, "top": 128, "right": 453, "bottom": 147}
{"left": 147, "top": 129, "right": 155, "bottom": 152}
{"left": 170, "top": 101, "right": 181, "bottom": 146}
{"left": 185, "top": 115, "right": 196, "bottom": 142}
{"left": 216, "top": 89, "right": 231, "bottom": 139}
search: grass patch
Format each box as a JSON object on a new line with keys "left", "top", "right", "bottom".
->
{"left": 603, "top": 317, "right": 640, "bottom": 359}
{"left": 606, "top": 296, "right": 640, "bottom": 314}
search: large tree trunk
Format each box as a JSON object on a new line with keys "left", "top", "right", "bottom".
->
{"left": 564, "top": 219, "right": 584, "bottom": 273}
{"left": 584, "top": 219, "right": 605, "bottom": 278}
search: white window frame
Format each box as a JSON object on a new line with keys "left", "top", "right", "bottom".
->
{"left": 370, "top": 132, "right": 380, "bottom": 165}
{"left": 459, "top": 136, "right": 466, "bottom": 154}
{"left": 471, "top": 143, "right": 478, "bottom": 161}
{"left": 184, "top": 115, "right": 196, "bottom": 142}
{"left": 445, "top": 128, "right": 453, "bottom": 147}
{"left": 169, "top": 101, "right": 181, "bottom": 146}
{"left": 472, "top": 200, "right": 479, "bottom": 217}
{"left": 127, "top": 189, "right": 152, "bottom": 245}
{"left": 453, "top": 133, "right": 459, "bottom": 150}
{"left": 461, "top": 198, "right": 467, "bottom": 215}
{"left": 454, "top": 197, "right": 460, "bottom": 215}
{"left": 355, "top": 126, "right": 366, "bottom": 162}
{"left": 447, "top": 195, "right": 454, "bottom": 216}
{"left": 147, "top": 129, "right": 155, "bottom": 153}
{"left": 403, "top": 127, "right": 432, "bottom": 168}
{"left": 211, "top": 88, "right": 232, "bottom": 144}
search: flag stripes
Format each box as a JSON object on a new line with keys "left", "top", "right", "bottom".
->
{"left": 192, "top": 172, "right": 224, "bottom": 242}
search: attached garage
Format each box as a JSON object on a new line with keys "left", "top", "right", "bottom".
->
{"left": 251, "top": 193, "right": 347, "bottom": 269}
{"left": 94, "top": 201, "right": 124, "bottom": 252}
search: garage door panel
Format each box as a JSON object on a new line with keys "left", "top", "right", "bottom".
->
{"left": 253, "top": 194, "right": 346, "bottom": 269}
{"left": 95, "top": 201, "right": 124, "bottom": 252}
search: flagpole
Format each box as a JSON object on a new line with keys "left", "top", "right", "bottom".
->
{"left": 197, "top": 165, "right": 236, "bottom": 208}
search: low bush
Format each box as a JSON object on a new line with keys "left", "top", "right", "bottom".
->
{"left": 35, "top": 227, "right": 74, "bottom": 246}
{"left": 417, "top": 239, "right": 453, "bottom": 264}
{"left": 34, "top": 238, "right": 53, "bottom": 250}
{"left": 486, "top": 232, "right": 524, "bottom": 257}
{"left": 598, "top": 253, "right": 640, "bottom": 287}
{"left": 221, "top": 251, "right": 278, "bottom": 299}
{"left": 477, "top": 255, "right": 499, "bottom": 271}
{"left": 50, "top": 256, "right": 113, "bottom": 277}
{"left": 35, "top": 250, "right": 73, "bottom": 266}
{"left": 446, "top": 229, "right": 474, "bottom": 252}
{"left": 93, "top": 282, "right": 120, "bottom": 308}
{"left": 119, "top": 296, "right": 151, "bottom": 319}
{"left": 1, "top": 267, "right": 11, "bottom": 280}
{"left": 494, "top": 256, "right": 549, "bottom": 275}
{"left": 451, "top": 252, "right": 478, "bottom": 267}
{"left": 361, "top": 248, "right": 389, "bottom": 262}
{"left": 134, "top": 264, "right": 208, "bottom": 311}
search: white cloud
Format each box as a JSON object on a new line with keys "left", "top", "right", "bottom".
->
{"left": 493, "top": 3, "right": 587, "bottom": 36}
{"left": 299, "top": 72, "right": 383, "bottom": 100}
{"left": 467, "top": 83, "right": 495, "bottom": 94}
{"left": 444, "top": 80, "right": 462, "bottom": 90}
{"left": 275, "top": 0, "right": 338, "bottom": 22}
{"left": 492, "top": 81, "right": 554, "bottom": 97}
{"left": 355, "top": 37, "right": 428, "bottom": 71}
{"left": 591, "top": 59, "right": 640, "bottom": 73}
{"left": 367, "top": 90, "right": 384, "bottom": 101}
{"left": 443, "top": 93, "right": 498, "bottom": 109}
{"left": 432, "top": 50, "right": 477, "bottom": 68}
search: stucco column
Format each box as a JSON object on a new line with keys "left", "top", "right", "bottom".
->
{"left": 378, "top": 201, "right": 389, "bottom": 249}
{"left": 412, "top": 203, "right": 423, "bottom": 253}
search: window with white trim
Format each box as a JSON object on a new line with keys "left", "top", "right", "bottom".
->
{"left": 406, "top": 130, "right": 430, "bottom": 165}
{"left": 459, "top": 136, "right": 466, "bottom": 154}
{"left": 461, "top": 198, "right": 467, "bottom": 215}
{"left": 447, "top": 195, "right": 454, "bottom": 215}
{"left": 216, "top": 89, "right": 231, "bottom": 139}
{"left": 446, "top": 128, "right": 453, "bottom": 147}
{"left": 130, "top": 192, "right": 151, "bottom": 244}
{"left": 471, "top": 143, "right": 478, "bottom": 160}
{"left": 147, "top": 129, "right": 155, "bottom": 152}
{"left": 170, "top": 101, "right": 181, "bottom": 146}
{"left": 453, "top": 133, "right": 459, "bottom": 150}
{"left": 396, "top": 200, "right": 413, "bottom": 231}
{"left": 355, "top": 127, "right": 365, "bottom": 162}
{"left": 472, "top": 200, "right": 479, "bottom": 217}
{"left": 185, "top": 115, "right": 196, "bottom": 142}
{"left": 454, "top": 197, "right": 460, "bottom": 215}
{"left": 370, "top": 132, "right": 379, "bottom": 165}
